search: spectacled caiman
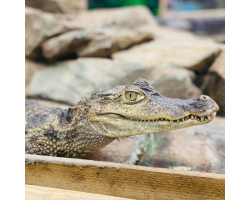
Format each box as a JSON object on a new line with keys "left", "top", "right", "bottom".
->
{"left": 25, "top": 78, "right": 219, "bottom": 158}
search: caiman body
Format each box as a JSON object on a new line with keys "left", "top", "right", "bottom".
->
{"left": 25, "top": 78, "right": 219, "bottom": 158}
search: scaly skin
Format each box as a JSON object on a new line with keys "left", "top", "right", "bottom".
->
{"left": 25, "top": 78, "right": 219, "bottom": 158}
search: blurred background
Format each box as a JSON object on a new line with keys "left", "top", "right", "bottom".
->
{"left": 25, "top": 0, "right": 225, "bottom": 174}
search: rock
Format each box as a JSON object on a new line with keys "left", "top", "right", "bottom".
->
{"left": 25, "top": 0, "right": 87, "bottom": 14}
{"left": 112, "top": 36, "right": 222, "bottom": 73}
{"left": 90, "top": 134, "right": 153, "bottom": 164}
{"left": 140, "top": 117, "right": 225, "bottom": 174}
{"left": 205, "top": 51, "right": 225, "bottom": 116}
{"left": 27, "top": 58, "right": 201, "bottom": 105}
{"left": 25, "top": 59, "right": 46, "bottom": 97}
{"left": 42, "top": 28, "right": 153, "bottom": 60}
{"left": 25, "top": 7, "right": 75, "bottom": 58}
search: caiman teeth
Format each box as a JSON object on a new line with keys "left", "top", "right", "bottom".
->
{"left": 125, "top": 113, "right": 216, "bottom": 123}
{"left": 211, "top": 112, "right": 216, "bottom": 118}
{"left": 129, "top": 112, "right": 216, "bottom": 124}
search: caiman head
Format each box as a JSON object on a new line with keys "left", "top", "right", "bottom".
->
{"left": 85, "top": 78, "right": 219, "bottom": 138}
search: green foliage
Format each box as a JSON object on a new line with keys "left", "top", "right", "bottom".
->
{"left": 88, "top": 0, "right": 159, "bottom": 15}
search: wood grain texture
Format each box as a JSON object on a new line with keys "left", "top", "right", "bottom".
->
{"left": 25, "top": 154, "right": 225, "bottom": 200}
{"left": 26, "top": 184, "right": 132, "bottom": 200}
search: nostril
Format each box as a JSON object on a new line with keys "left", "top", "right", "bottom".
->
{"left": 215, "top": 105, "right": 219, "bottom": 112}
{"left": 198, "top": 95, "right": 207, "bottom": 102}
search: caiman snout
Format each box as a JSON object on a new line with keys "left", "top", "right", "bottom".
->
{"left": 198, "top": 95, "right": 219, "bottom": 112}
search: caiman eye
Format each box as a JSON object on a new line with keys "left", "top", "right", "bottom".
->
{"left": 125, "top": 91, "right": 138, "bottom": 101}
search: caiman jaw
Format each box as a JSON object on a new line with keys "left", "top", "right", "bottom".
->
{"left": 116, "top": 111, "right": 217, "bottom": 123}
{"left": 88, "top": 109, "right": 217, "bottom": 138}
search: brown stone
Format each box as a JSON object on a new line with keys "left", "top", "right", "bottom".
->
{"left": 25, "top": 7, "right": 75, "bottom": 58}
{"left": 25, "top": 0, "right": 87, "bottom": 14}
{"left": 205, "top": 51, "right": 225, "bottom": 115}
{"left": 112, "top": 36, "right": 222, "bottom": 73}
{"left": 42, "top": 28, "right": 153, "bottom": 60}
{"left": 141, "top": 117, "right": 225, "bottom": 174}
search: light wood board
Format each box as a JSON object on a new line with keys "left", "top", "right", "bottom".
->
{"left": 26, "top": 184, "right": 132, "bottom": 200}
{"left": 25, "top": 154, "right": 225, "bottom": 200}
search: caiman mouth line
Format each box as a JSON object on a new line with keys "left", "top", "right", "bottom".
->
{"left": 98, "top": 112, "right": 217, "bottom": 124}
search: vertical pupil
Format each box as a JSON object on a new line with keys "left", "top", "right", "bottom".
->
{"left": 130, "top": 93, "right": 132, "bottom": 99}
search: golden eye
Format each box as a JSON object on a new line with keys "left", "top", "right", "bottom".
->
{"left": 125, "top": 91, "right": 138, "bottom": 101}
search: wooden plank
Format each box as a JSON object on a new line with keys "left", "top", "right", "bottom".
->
{"left": 25, "top": 154, "right": 225, "bottom": 200}
{"left": 26, "top": 184, "right": 132, "bottom": 200}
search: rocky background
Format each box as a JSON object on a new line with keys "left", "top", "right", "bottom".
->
{"left": 25, "top": 2, "right": 225, "bottom": 174}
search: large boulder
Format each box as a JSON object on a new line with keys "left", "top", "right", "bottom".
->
{"left": 140, "top": 116, "right": 225, "bottom": 174}
{"left": 205, "top": 51, "right": 225, "bottom": 116}
{"left": 27, "top": 58, "right": 201, "bottom": 105}
{"left": 25, "top": 0, "right": 87, "bottom": 14}
{"left": 112, "top": 35, "right": 222, "bottom": 73}
{"left": 25, "top": 7, "right": 75, "bottom": 58}
{"left": 42, "top": 28, "right": 153, "bottom": 60}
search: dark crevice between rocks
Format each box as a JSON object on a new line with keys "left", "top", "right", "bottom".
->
{"left": 26, "top": 55, "right": 49, "bottom": 65}
{"left": 204, "top": 73, "right": 225, "bottom": 116}
{"left": 27, "top": 46, "right": 46, "bottom": 62}
{"left": 192, "top": 50, "right": 220, "bottom": 74}
{"left": 46, "top": 53, "right": 79, "bottom": 64}
{"left": 192, "top": 50, "right": 221, "bottom": 91}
